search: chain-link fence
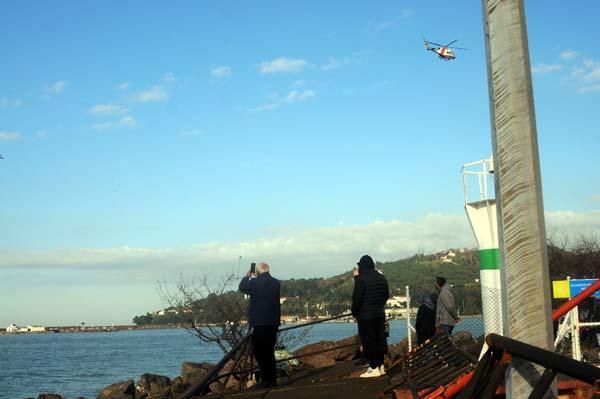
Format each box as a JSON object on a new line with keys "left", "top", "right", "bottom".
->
{"left": 407, "top": 284, "right": 504, "bottom": 341}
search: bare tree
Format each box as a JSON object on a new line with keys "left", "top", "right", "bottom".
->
{"left": 159, "top": 272, "right": 310, "bottom": 354}
{"left": 547, "top": 233, "right": 600, "bottom": 280}
{"left": 159, "top": 272, "right": 250, "bottom": 354}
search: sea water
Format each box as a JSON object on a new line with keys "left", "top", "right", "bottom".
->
{"left": 0, "top": 319, "right": 483, "bottom": 398}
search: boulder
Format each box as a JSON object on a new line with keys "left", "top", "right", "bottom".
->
{"left": 181, "top": 361, "right": 213, "bottom": 384}
{"left": 170, "top": 376, "right": 191, "bottom": 396}
{"left": 450, "top": 331, "right": 476, "bottom": 349}
{"left": 37, "top": 395, "right": 64, "bottom": 399}
{"left": 294, "top": 340, "right": 336, "bottom": 369}
{"left": 387, "top": 340, "right": 406, "bottom": 363}
{"left": 300, "top": 353, "right": 336, "bottom": 369}
{"left": 450, "top": 331, "right": 483, "bottom": 359}
{"left": 331, "top": 335, "right": 361, "bottom": 361}
{"left": 135, "top": 373, "right": 172, "bottom": 399}
{"left": 292, "top": 336, "right": 361, "bottom": 369}
{"left": 96, "top": 379, "right": 135, "bottom": 399}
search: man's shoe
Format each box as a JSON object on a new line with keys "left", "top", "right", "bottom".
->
{"left": 379, "top": 365, "right": 386, "bottom": 375}
{"left": 360, "top": 367, "right": 382, "bottom": 378}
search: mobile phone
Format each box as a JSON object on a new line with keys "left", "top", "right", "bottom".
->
{"left": 250, "top": 263, "right": 256, "bottom": 273}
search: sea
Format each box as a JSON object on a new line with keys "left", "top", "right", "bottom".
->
{"left": 0, "top": 318, "right": 483, "bottom": 399}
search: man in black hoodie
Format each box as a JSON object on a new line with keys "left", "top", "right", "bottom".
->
{"left": 351, "top": 255, "right": 390, "bottom": 378}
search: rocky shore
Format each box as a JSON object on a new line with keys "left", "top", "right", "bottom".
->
{"left": 23, "top": 332, "right": 503, "bottom": 399}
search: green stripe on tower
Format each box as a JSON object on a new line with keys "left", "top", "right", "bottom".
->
{"left": 479, "top": 248, "right": 500, "bottom": 270}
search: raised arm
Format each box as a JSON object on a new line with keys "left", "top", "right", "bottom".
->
{"left": 239, "top": 276, "right": 256, "bottom": 295}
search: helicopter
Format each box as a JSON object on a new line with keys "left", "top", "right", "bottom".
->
{"left": 423, "top": 38, "right": 467, "bottom": 61}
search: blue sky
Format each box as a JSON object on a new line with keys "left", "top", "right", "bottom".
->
{"left": 1, "top": 1, "right": 599, "bottom": 326}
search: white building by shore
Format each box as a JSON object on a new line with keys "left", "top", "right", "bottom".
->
{"left": 6, "top": 324, "right": 46, "bottom": 333}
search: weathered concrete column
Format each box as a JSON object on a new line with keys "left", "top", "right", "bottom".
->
{"left": 481, "top": 0, "right": 555, "bottom": 397}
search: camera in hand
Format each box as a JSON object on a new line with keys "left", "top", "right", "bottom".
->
{"left": 250, "top": 262, "right": 256, "bottom": 273}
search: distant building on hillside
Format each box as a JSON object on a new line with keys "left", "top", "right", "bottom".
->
{"left": 386, "top": 296, "right": 408, "bottom": 310}
{"left": 439, "top": 249, "right": 457, "bottom": 263}
{"left": 157, "top": 309, "right": 179, "bottom": 316}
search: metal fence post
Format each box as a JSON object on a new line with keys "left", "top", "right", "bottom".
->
{"left": 571, "top": 305, "right": 581, "bottom": 361}
{"left": 406, "top": 285, "right": 412, "bottom": 352}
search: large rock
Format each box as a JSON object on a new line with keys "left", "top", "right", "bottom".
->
{"left": 300, "top": 353, "right": 336, "bottom": 369}
{"left": 450, "top": 331, "right": 476, "bottom": 349}
{"left": 96, "top": 379, "right": 135, "bottom": 399}
{"left": 450, "top": 331, "right": 483, "bottom": 359}
{"left": 331, "top": 335, "right": 361, "bottom": 361}
{"left": 135, "top": 373, "right": 172, "bottom": 399}
{"left": 170, "top": 376, "right": 191, "bottom": 396}
{"left": 181, "top": 361, "right": 213, "bottom": 384}
{"left": 37, "top": 395, "right": 64, "bottom": 399}
{"left": 293, "top": 336, "right": 360, "bottom": 369}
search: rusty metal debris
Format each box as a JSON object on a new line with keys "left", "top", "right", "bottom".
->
{"left": 383, "top": 333, "right": 477, "bottom": 399}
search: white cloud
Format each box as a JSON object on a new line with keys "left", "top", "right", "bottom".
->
{"left": 178, "top": 128, "right": 203, "bottom": 136}
{"left": 258, "top": 57, "right": 308, "bottom": 74}
{"left": 0, "top": 97, "right": 20, "bottom": 108}
{"left": 531, "top": 64, "right": 563, "bottom": 73}
{"left": 249, "top": 89, "right": 315, "bottom": 112}
{"left": 367, "top": 9, "right": 414, "bottom": 33}
{"left": 5, "top": 210, "right": 598, "bottom": 278}
{"left": 0, "top": 131, "right": 21, "bottom": 141}
{"left": 248, "top": 103, "right": 281, "bottom": 112}
{"left": 36, "top": 130, "right": 48, "bottom": 139}
{"left": 93, "top": 116, "right": 137, "bottom": 131}
{"left": 211, "top": 65, "right": 232, "bottom": 78}
{"left": 130, "top": 86, "right": 168, "bottom": 103}
{"left": 44, "top": 81, "right": 67, "bottom": 95}
{"left": 583, "top": 66, "right": 600, "bottom": 82}
{"left": 567, "top": 59, "right": 600, "bottom": 93}
{"left": 115, "top": 82, "right": 131, "bottom": 90}
{"left": 589, "top": 195, "right": 600, "bottom": 202}
{"left": 400, "top": 9, "right": 414, "bottom": 18}
{"left": 87, "top": 103, "right": 129, "bottom": 116}
{"left": 291, "top": 80, "right": 305, "bottom": 89}
{"left": 578, "top": 84, "right": 600, "bottom": 93}
{"left": 321, "top": 57, "right": 345, "bottom": 71}
{"left": 163, "top": 72, "right": 176, "bottom": 83}
{"left": 560, "top": 50, "right": 578, "bottom": 60}
{"left": 284, "top": 89, "right": 315, "bottom": 103}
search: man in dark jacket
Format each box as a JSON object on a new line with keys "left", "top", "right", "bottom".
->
{"left": 415, "top": 292, "right": 437, "bottom": 345}
{"left": 239, "top": 263, "right": 281, "bottom": 388}
{"left": 351, "top": 255, "right": 390, "bottom": 378}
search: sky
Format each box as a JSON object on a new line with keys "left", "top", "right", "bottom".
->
{"left": 1, "top": 1, "right": 599, "bottom": 326}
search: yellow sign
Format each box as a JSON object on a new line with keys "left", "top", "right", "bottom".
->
{"left": 552, "top": 280, "right": 571, "bottom": 299}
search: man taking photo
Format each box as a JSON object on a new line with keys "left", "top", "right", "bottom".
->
{"left": 239, "top": 262, "right": 281, "bottom": 389}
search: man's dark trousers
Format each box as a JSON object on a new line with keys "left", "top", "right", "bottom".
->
{"left": 357, "top": 317, "right": 386, "bottom": 369}
{"left": 252, "top": 325, "right": 278, "bottom": 385}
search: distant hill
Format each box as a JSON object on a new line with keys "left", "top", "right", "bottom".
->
{"left": 134, "top": 248, "right": 480, "bottom": 324}
{"left": 279, "top": 249, "right": 479, "bottom": 316}
{"left": 134, "top": 236, "right": 600, "bottom": 324}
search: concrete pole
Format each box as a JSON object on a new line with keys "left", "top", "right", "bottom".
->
{"left": 481, "top": 1, "right": 555, "bottom": 398}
